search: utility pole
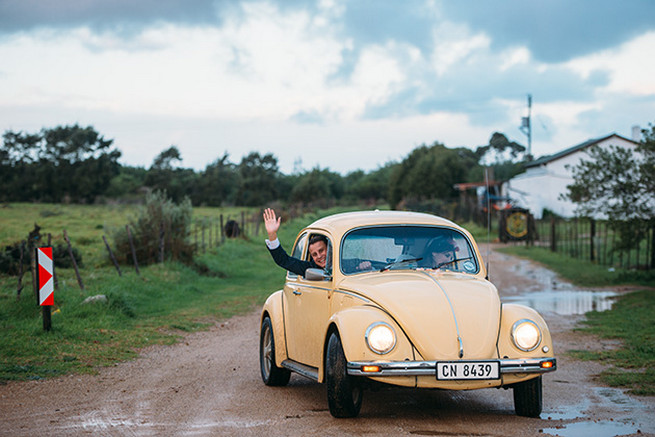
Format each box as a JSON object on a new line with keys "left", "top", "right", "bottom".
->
{"left": 519, "top": 94, "right": 532, "bottom": 160}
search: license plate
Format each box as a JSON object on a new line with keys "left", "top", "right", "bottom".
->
{"left": 436, "top": 361, "right": 500, "bottom": 380}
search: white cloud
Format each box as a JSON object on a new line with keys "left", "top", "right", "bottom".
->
{"left": 430, "top": 21, "right": 490, "bottom": 76}
{"left": 498, "top": 47, "right": 531, "bottom": 72}
{"left": 565, "top": 31, "right": 655, "bottom": 96}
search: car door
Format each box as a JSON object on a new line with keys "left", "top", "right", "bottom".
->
{"left": 283, "top": 233, "right": 333, "bottom": 368}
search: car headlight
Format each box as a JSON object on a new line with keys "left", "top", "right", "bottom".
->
{"left": 511, "top": 319, "right": 542, "bottom": 352}
{"left": 365, "top": 322, "right": 396, "bottom": 354}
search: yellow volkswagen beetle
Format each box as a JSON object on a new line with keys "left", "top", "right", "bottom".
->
{"left": 259, "top": 211, "right": 556, "bottom": 418}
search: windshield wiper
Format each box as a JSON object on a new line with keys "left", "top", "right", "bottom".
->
{"left": 433, "top": 256, "right": 473, "bottom": 270}
{"left": 380, "top": 257, "right": 423, "bottom": 272}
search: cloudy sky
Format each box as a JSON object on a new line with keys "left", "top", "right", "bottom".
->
{"left": 1, "top": 0, "right": 654, "bottom": 174}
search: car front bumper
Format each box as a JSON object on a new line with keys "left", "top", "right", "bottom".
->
{"left": 347, "top": 357, "right": 557, "bottom": 376}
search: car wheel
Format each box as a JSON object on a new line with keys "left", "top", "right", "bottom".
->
{"left": 260, "top": 316, "right": 291, "bottom": 386}
{"left": 326, "top": 332, "right": 363, "bottom": 418}
{"left": 513, "top": 375, "right": 542, "bottom": 417}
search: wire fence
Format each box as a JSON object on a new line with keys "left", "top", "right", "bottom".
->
{"left": 533, "top": 217, "right": 655, "bottom": 271}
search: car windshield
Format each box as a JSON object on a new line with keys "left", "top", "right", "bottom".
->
{"left": 340, "top": 225, "right": 479, "bottom": 275}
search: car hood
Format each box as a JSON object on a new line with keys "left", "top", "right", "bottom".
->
{"left": 338, "top": 271, "right": 500, "bottom": 360}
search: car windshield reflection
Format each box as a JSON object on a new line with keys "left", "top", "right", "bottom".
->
{"left": 340, "top": 226, "right": 479, "bottom": 275}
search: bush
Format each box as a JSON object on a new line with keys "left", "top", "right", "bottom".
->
{"left": 0, "top": 241, "right": 83, "bottom": 275}
{"left": 112, "top": 190, "right": 193, "bottom": 266}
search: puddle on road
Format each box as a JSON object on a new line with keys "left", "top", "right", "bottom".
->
{"left": 503, "top": 290, "right": 617, "bottom": 316}
{"left": 541, "top": 387, "right": 654, "bottom": 437}
{"left": 541, "top": 420, "right": 640, "bottom": 437}
{"left": 495, "top": 255, "right": 619, "bottom": 316}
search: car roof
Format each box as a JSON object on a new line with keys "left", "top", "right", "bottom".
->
{"left": 305, "top": 210, "right": 461, "bottom": 235}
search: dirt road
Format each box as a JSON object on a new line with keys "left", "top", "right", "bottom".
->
{"left": 2, "top": 247, "right": 654, "bottom": 436}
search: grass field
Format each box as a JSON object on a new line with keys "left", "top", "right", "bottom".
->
{"left": 0, "top": 203, "right": 354, "bottom": 381}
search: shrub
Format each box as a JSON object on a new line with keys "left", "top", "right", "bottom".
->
{"left": 0, "top": 240, "right": 82, "bottom": 275}
{"left": 112, "top": 190, "right": 193, "bottom": 265}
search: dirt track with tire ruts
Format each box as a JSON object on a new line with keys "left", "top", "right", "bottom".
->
{"left": 1, "top": 246, "right": 654, "bottom": 436}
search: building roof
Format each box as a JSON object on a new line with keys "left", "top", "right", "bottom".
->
{"left": 525, "top": 133, "right": 637, "bottom": 168}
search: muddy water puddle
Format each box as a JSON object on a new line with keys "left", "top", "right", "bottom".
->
{"left": 540, "top": 387, "right": 652, "bottom": 436}
{"left": 502, "top": 290, "right": 617, "bottom": 316}
{"left": 496, "top": 256, "right": 618, "bottom": 315}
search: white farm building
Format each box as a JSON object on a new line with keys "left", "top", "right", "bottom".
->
{"left": 504, "top": 133, "right": 639, "bottom": 219}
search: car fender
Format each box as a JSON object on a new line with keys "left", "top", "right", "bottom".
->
{"left": 320, "top": 305, "right": 416, "bottom": 382}
{"left": 261, "top": 290, "right": 288, "bottom": 366}
{"left": 498, "top": 303, "right": 554, "bottom": 359}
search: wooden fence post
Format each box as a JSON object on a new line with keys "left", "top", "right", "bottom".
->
{"left": 102, "top": 235, "right": 122, "bottom": 276}
{"left": 241, "top": 211, "right": 245, "bottom": 237}
{"left": 63, "top": 229, "right": 84, "bottom": 290}
{"left": 126, "top": 225, "right": 140, "bottom": 275}
{"left": 47, "top": 234, "right": 59, "bottom": 289}
{"left": 651, "top": 222, "right": 655, "bottom": 270}
{"left": 16, "top": 240, "right": 25, "bottom": 299}
{"left": 590, "top": 219, "right": 596, "bottom": 262}
{"left": 220, "top": 214, "right": 225, "bottom": 243}
{"left": 159, "top": 221, "right": 165, "bottom": 263}
{"left": 202, "top": 224, "right": 206, "bottom": 253}
{"left": 194, "top": 224, "right": 198, "bottom": 252}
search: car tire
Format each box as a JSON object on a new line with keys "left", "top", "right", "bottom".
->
{"left": 513, "top": 375, "right": 542, "bottom": 417}
{"left": 260, "top": 316, "right": 291, "bottom": 386}
{"left": 326, "top": 332, "right": 363, "bottom": 418}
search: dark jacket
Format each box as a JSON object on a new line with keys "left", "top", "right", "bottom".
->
{"left": 268, "top": 243, "right": 317, "bottom": 276}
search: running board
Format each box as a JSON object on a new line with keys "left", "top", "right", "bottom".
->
{"left": 281, "top": 360, "right": 319, "bottom": 381}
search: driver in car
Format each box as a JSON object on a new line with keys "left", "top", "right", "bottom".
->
{"left": 421, "top": 235, "right": 457, "bottom": 269}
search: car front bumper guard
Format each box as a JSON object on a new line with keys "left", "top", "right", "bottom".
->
{"left": 347, "top": 357, "right": 557, "bottom": 376}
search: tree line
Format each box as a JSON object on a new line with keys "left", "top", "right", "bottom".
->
{"left": 1, "top": 124, "right": 528, "bottom": 208}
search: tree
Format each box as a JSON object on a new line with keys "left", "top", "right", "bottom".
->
{"left": 291, "top": 167, "right": 344, "bottom": 204}
{"left": 389, "top": 142, "right": 480, "bottom": 209}
{"left": 106, "top": 166, "right": 148, "bottom": 199}
{"left": 236, "top": 152, "right": 280, "bottom": 206}
{"left": 145, "top": 146, "right": 197, "bottom": 202}
{"left": 193, "top": 152, "right": 239, "bottom": 206}
{"left": 343, "top": 163, "right": 397, "bottom": 203}
{"left": 475, "top": 132, "right": 526, "bottom": 162}
{"left": 474, "top": 132, "right": 527, "bottom": 181}
{"left": 151, "top": 146, "right": 182, "bottom": 170}
{"left": 0, "top": 124, "right": 121, "bottom": 202}
{"left": 564, "top": 123, "right": 655, "bottom": 250}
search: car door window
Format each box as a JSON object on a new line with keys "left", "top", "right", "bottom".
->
{"left": 287, "top": 232, "right": 308, "bottom": 279}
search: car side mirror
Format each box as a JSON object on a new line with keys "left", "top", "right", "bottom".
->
{"left": 304, "top": 268, "right": 332, "bottom": 281}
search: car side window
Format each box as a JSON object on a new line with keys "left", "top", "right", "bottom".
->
{"left": 287, "top": 232, "right": 308, "bottom": 279}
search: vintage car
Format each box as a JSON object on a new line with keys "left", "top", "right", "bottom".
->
{"left": 259, "top": 211, "right": 556, "bottom": 418}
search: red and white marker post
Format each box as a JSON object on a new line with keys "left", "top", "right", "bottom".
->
{"left": 36, "top": 247, "right": 54, "bottom": 331}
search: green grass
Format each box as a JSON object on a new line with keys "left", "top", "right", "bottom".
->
{"left": 0, "top": 203, "right": 358, "bottom": 382}
{"left": 496, "top": 244, "right": 655, "bottom": 395}
{"left": 0, "top": 203, "right": 259, "bottom": 268}
{"left": 0, "top": 238, "right": 283, "bottom": 381}
{"left": 568, "top": 290, "right": 655, "bottom": 395}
